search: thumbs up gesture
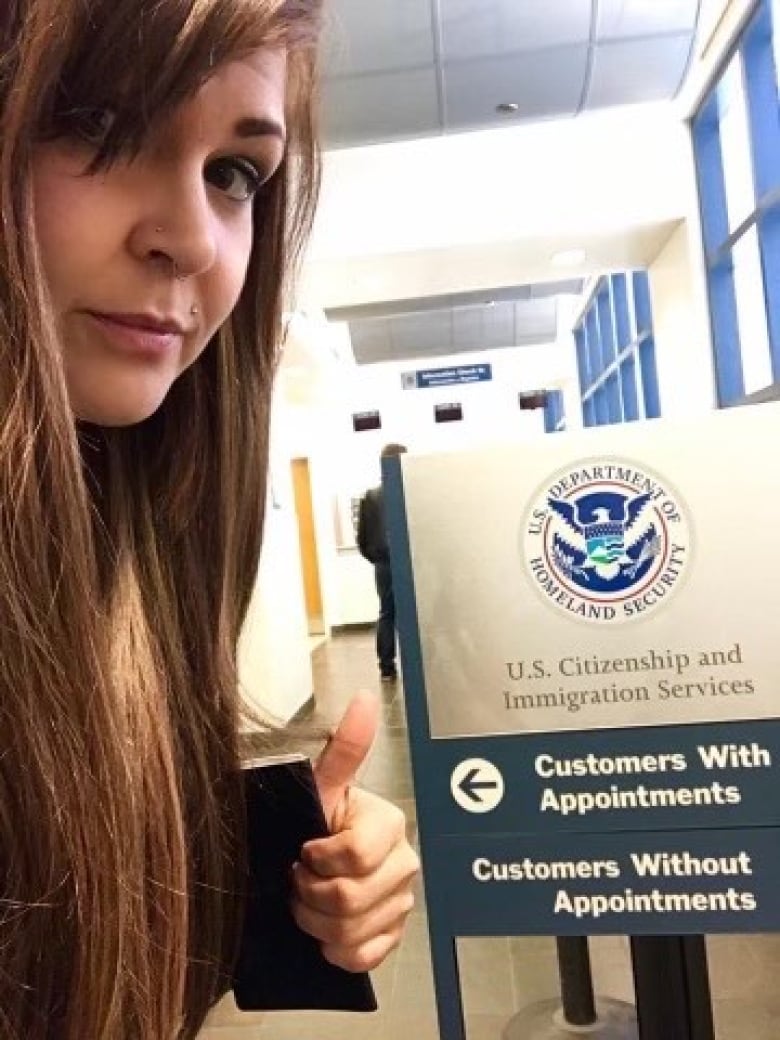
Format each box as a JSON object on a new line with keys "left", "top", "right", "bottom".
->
{"left": 290, "top": 691, "right": 420, "bottom": 972}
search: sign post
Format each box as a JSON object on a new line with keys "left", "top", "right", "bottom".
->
{"left": 629, "top": 936, "right": 715, "bottom": 1040}
{"left": 384, "top": 403, "right": 780, "bottom": 1039}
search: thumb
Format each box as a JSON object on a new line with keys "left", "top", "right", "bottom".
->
{"left": 313, "top": 690, "right": 380, "bottom": 826}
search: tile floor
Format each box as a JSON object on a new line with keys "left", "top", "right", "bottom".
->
{"left": 204, "top": 630, "right": 780, "bottom": 1040}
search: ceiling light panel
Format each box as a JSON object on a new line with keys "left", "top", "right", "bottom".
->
{"left": 322, "top": 0, "right": 435, "bottom": 77}
{"left": 551, "top": 248, "right": 587, "bottom": 267}
{"left": 596, "top": 0, "right": 698, "bottom": 41}
{"left": 443, "top": 46, "right": 588, "bottom": 131}
{"left": 585, "top": 35, "right": 694, "bottom": 109}
{"left": 322, "top": 67, "right": 441, "bottom": 147}
{"left": 439, "top": 0, "right": 591, "bottom": 61}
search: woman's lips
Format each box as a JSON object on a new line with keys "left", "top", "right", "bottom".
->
{"left": 85, "top": 312, "right": 183, "bottom": 357}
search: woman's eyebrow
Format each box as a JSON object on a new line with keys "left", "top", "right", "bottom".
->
{"left": 233, "top": 117, "right": 286, "bottom": 143}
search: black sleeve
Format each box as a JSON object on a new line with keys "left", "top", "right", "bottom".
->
{"left": 356, "top": 495, "right": 374, "bottom": 562}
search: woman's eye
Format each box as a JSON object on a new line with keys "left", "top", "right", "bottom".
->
{"left": 62, "top": 106, "right": 116, "bottom": 146}
{"left": 206, "top": 158, "right": 263, "bottom": 202}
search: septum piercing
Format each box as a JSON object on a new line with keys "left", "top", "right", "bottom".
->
{"left": 156, "top": 227, "right": 195, "bottom": 311}
{"left": 155, "top": 227, "right": 186, "bottom": 280}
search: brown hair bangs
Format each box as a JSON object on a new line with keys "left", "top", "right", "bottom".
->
{"left": 26, "top": 0, "right": 322, "bottom": 162}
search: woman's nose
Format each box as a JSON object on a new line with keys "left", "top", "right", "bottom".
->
{"left": 130, "top": 172, "right": 218, "bottom": 280}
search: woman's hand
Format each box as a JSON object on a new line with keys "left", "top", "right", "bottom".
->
{"left": 290, "top": 692, "right": 420, "bottom": 972}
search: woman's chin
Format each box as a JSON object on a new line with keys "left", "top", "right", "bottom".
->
{"left": 70, "top": 387, "right": 170, "bottom": 427}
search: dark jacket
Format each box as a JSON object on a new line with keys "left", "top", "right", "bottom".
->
{"left": 357, "top": 486, "right": 388, "bottom": 564}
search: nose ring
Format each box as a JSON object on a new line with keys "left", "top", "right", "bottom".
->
{"left": 190, "top": 305, "right": 199, "bottom": 316}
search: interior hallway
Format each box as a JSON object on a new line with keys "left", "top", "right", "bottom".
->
{"left": 207, "top": 629, "right": 780, "bottom": 1039}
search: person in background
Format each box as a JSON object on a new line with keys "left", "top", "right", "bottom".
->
{"left": 357, "top": 443, "right": 408, "bottom": 682}
{"left": 0, "top": 1, "right": 418, "bottom": 1037}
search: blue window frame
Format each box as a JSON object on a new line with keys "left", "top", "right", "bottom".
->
{"left": 692, "top": 0, "right": 780, "bottom": 405}
{"left": 543, "top": 389, "right": 565, "bottom": 433}
{"left": 573, "top": 271, "right": 660, "bottom": 426}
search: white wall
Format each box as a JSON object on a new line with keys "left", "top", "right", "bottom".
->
{"left": 649, "top": 222, "right": 717, "bottom": 417}
{"left": 247, "top": 329, "right": 582, "bottom": 632}
{"left": 237, "top": 398, "right": 313, "bottom": 722}
{"left": 308, "top": 103, "right": 689, "bottom": 259}
{"left": 302, "top": 102, "right": 692, "bottom": 312}
{"left": 313, "top": 334, "right": 581, "bottom": 625}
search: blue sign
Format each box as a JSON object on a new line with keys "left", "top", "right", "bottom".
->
{"left": 409, "top": 364, "right": 492, "bottom": 389}
{"left": 426, "top": 826, "right": 780, "bottom": 937}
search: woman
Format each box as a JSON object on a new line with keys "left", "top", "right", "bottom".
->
{"left": 0, "top": 0, "right": 418, "bottom": 1037}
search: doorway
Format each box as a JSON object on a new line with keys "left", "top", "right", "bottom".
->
{"left": 291, "top": 457, "right": 325, "bottom": 636}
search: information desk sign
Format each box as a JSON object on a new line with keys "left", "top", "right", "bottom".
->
{"left": 383, "top": 404, "right": 780, "bottom": 1040}
{"left": 410, "top": 363, "right": 492, "bottom": 389}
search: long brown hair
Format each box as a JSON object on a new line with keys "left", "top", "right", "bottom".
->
{"left": 0, "top": 1, "right": 321, "bottom": 1036}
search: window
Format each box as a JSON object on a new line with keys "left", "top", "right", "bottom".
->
{"left": 543, "top": 390, "right": 565, "bottom": 433}
{"left": 573, "top": 271, "right": 660, "bottom": 427}
{"left": 691, "top": 0, "right": 780, "bottom": 405}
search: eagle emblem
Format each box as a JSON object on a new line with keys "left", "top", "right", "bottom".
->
{"left": 547, "top": 490, "right": 660, "bottom": 587}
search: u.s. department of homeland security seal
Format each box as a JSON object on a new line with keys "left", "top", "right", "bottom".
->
{"left": 522, "top": 458, "right": 691, "bottom": 624}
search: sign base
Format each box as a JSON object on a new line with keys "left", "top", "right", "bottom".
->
{"left": 502, "top": 998, "right": 638, "bottom": 1038}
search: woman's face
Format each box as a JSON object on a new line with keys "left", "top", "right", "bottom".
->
{"left": 31, "top": 49, "right": 287, "bottom": 426}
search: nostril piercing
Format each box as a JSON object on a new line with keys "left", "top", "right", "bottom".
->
{"left": 190, "top": 305, "right": 199, "bottom": 316}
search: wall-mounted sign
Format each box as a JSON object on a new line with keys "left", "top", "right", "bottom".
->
{"left": 519, "top": 389, "right": 548, "bottom": 410}
{"left": 351, "top": 410, "right": 381, "bottom": 432}
{"left": 434, "top": 402, "right": 463, "bottom": 423}
{"left": 402, "top": 364, "right": 492, "bottom": 390}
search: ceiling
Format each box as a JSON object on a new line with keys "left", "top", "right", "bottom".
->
{"left": 317, "top": 1, "right": 711, "bottom": 367}
{"left": 328, "top": 280, "right": 584, "bottom": 363}
{"left": 320, "top": 0, "right": 703, "bottom": 149}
